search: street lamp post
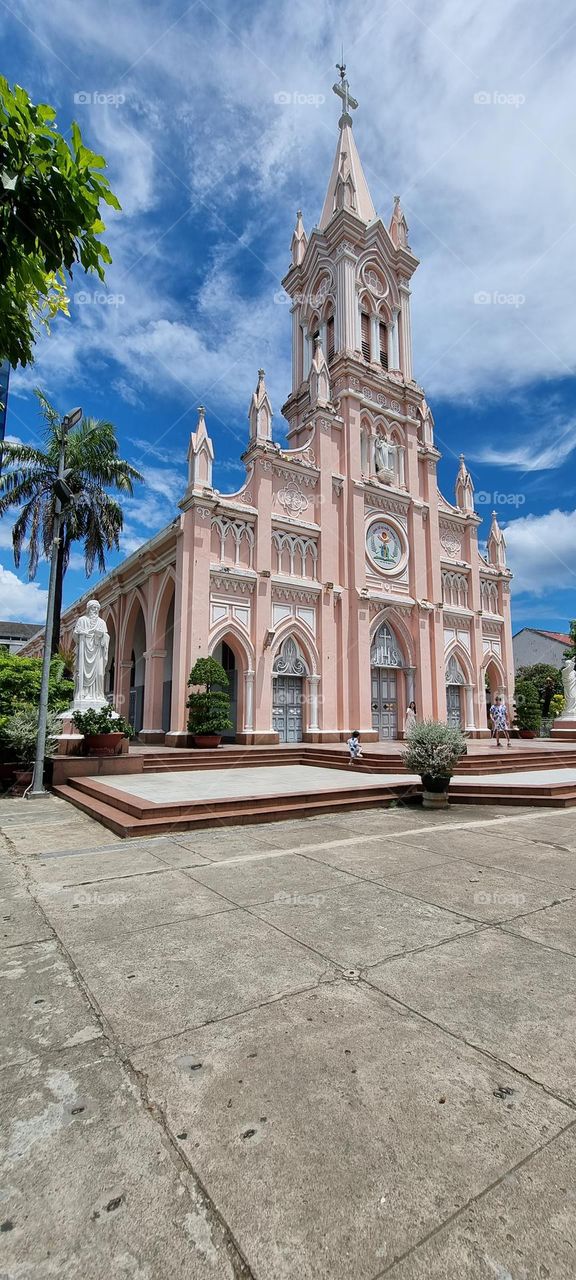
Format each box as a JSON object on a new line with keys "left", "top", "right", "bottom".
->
{"left": 28, "top": 407, "right": 82, "bottom": 798}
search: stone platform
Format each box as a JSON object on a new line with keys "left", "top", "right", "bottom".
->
{"left": 51, "top": 741, "right": 576, "bottom": 837}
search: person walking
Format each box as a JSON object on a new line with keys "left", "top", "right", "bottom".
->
{"left": 489, "top": 695, "right": 511, "bottom": 748}
{"left": 404, "top": 701, "right": 417, "bottom": 735}
{"left": 347, "top": 730, "right": 363, "bottom": 765}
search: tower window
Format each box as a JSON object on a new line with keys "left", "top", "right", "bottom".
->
{"left": 361, "top": 312, "right": 370, "bottom": 361}
{"left": 379, "top": 322, "right": 388, "bottom": 369}
{"left": 326, "top": 315, "right": 335, "bottom": 361}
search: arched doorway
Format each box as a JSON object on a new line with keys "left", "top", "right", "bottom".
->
{"left": 445, "top": 653, "right": 467, "bottom": 729}
{"left": 272, "top": 636, "right": 308, "bottom": 743}
{"left": 212, "top": 640, "right": 238, "bottom": 741}
{"left": 104, "top": 617, "right": 116, "bottom": 700}
{"left": 370, "top": 622, "right": 410, "bottom": 740}
{"left": 128, "top": 606, "right": 147, "bottom": 733}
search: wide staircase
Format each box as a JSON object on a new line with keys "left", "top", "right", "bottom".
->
{"left": 52, "top": 741, "right": 576, "bottom": 837}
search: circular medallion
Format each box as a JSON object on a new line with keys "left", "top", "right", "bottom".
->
{"left": 366, "top": 519, "right": 406, "bottom": 575}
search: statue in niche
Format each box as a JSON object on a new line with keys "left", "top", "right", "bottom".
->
{"left": 374, "top": 435, "right": 395, "bottom": 477}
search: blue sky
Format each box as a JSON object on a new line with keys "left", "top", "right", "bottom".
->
{"left": 2, "top": 0, "right": 576, "bottom": 633}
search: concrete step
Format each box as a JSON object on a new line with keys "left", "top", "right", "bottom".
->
{"left": 53, "top": 777, "right": 413, "bottom": 838}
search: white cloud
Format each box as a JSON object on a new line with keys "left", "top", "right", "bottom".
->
{"left": 472, "top": 420, "right": 576, "bottom": 471}
{"left": 8, "top": 0, "right": 576, "bottom": 414}
{"left": 505, "top": 509, "right": 576, "bottom": 596}
{"left": 0, "top": 565, "right": 48, "bottom": 622}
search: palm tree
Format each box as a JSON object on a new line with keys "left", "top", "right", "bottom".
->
{"left": 0, "top": 391, "right": 143, "bottom": 654}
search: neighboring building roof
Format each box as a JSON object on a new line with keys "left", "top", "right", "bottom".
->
{"left": 0, "top": 621, "right": 39, "bottom": 639}
{"left": 513, "top": 627, "right": 571, "bottom": 646}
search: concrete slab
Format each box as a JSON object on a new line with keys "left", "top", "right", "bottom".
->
{"left": 368, "top": 928, "right": 576, "bottom": 1102}
{"left": 376, "top": 858, "right": 573, "bottom": 922}
{"left": 0, "top": 1045, "right": 237, "bottom": 1279}
{"left": 507, "top": 896, "right": 576, "bottom": 957}
{"left": 69, "top": 910, "right": 333, "bottom": 1048}
{"left": 0, "top": 940, "right": 102, "bottom": 1068}
{"left": 185, "top": 853, "right": 359, "bottom": 907}
{"left": 1, "top": 895, "right": 53, "bottom": 948}
{"left": 5, "top": 822, "right": 122, "bottom": 857}
{"left": 384, "top": 1126, "right": 576, "bottom": 1279}
{"left": 460, "top": 838, "right": 576, "bottom": 887}
{"left": 132, "top": 982, "right": 571, "bottom": 1280}
{"left": 33, "top": 870, "right": 234, "bottom": 945}
{"left": 28, "top": 845, "right": 173, "bottom": 887}
{"left": 392, "top": 825, "right": 535, "bottom": 860}
{"left": 88, "top": 763, "right": 409, "bottom": 805}
{"left": 297, "top": 837, "right": 458, "bottom": 878}
{"left": 254, "top": 880, "right": 477, "bottom": 969}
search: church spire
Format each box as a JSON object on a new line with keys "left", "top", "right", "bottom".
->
{"left": 291, "top": 210, "right": 307, "bottom": 266}
{"left": 455, "top": 454, "right": 474, "bottom": 513}
{"left": 487, "top": 510, "right": 507, "bottom": 568}
{"left": 318, "top": 64, "right": 376, "bottom": 231}
{"left": 390, "top": 195, "right": 410, "bottom": 250}
{"left": 248, "top": 368, "right": 273, "bottom": 442}
{"left": 187, "top": 405, "right": 214, "bottom": 491}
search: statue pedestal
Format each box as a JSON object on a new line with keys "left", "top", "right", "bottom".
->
{"left": 550, "top": 718, "right": 576, "bottom": 741}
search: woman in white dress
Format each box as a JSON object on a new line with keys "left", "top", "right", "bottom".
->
{"left": 404, "top": 701, "right": 417, "bottom": 736}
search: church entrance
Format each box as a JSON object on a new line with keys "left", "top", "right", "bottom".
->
{"left": 272, "top": 675, "right": 304, "bottom": 743}
{"left": 370, "top": 621, "right": 406, "bottom": 741}
{"left": 446, "top": 684, "right": 462, "bottom": 728}
{"left": 371, "top": 668, "right": 398, "bottom": 740}
{"left": 272, "top": 636, "right": 308, "bottom": 743}
{"left": 212, "top": 640, "right": 237, "bottom": 741}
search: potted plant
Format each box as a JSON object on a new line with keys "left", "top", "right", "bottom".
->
{"left": 187, "top": 656, "right": 232, "bottom": 748}
{"left": 403, "top": 718, "right": 467, "bottom": 809}
{"left": 72, "top": 703, "right": 134, "bottom": 756}
{"left": 514, "top": 679, "right": 541, "bottom": 739}
{"left": 2, "top": 708, "right": 60, "bottom": 789}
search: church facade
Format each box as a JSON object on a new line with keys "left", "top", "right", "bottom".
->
{"left": 24, "top": 76, "right": 514, "bottom": 744}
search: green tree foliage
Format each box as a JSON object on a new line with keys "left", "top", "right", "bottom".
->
{"left": 0, "top": 651, "right": 73, "bottom": 716}
{"left": 0, "top": 76, "right": 120, "bottom": 367}
{"left": 187, "top": 657, "right": 232, "bottom": 735}
{"left": 514, "top": 679, "right": 541, "bottom": 733}
{"left": 515, "top": 663, "right": 562, "bottom": 704}
{"left": 565, "top": 621, "right": 576, "bottom": 660}
{"left": 0, "top": 391, "right": 143, "bottom": 653}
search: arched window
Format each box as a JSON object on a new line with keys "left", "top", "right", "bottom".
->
{"left": 379, "top": 321, "right": 388, "bottom": 370}
{"left": 370, "top": 622, "right": 404, "bottom": 668}
{"left": 273, "top": 635, "right": 309, "bottom": 676}
{"left": 361, "top": 311, "right": 370, "bottom": 361}
{"left": 326, "top": 313, "right": 335, "bottom": 361}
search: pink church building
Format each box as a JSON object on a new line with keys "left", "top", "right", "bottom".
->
{"left": 25, "top": 73, "right": 514, "bottom": 744}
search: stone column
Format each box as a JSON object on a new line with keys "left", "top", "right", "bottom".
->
{"left": 389, "top": 309, "right": 400, "bottom": 368}
{"left": 117, "top": 659, "right": 133, "bottom": 722}
{"left": 308, "top": 674, "right": 320, "bottom": 733}
{"left": 370, "top": 314, "right": 380, "bottom": 363}
{"left": 243, "top": 670, "right": 255, "bottom": 732}
{"left": 399, "top": 283, "right": 413, "bottom": 381}
{"left": 465, "top": 684, "right": 475, "bottom": 731}
{"left": 141, "top": 649, "right": 167, "bottom": 742}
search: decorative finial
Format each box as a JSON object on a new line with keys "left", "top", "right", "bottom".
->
{"left": 258, "top": 368, "right": 265, "bottom": 379}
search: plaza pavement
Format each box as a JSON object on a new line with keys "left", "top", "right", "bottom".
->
{"left": 1, "top": 793, "right": 576, "bottom": 1278}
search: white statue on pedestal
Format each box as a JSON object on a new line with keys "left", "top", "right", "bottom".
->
{"left": 560, "top": 656, "right": 576, "bottom": 719}
{"left": 73, "top": 600, "right": 109, "bottom": 711}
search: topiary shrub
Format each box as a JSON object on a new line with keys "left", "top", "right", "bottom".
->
{"left": 403, "top": 718, "right": 467, "bottom": 788}
{"left": 187, "top": 657, "right": 232, "bottom": 736}
{"left": 550, "top": 693, "right": 565, "bottom": 719}
{"left": 514, "top": 679, "right": 541, "bottom": 734}
{"left": 2, "top": 708, "right": 60, "bottom": 767}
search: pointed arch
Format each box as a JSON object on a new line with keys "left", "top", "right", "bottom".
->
{"left": 151, "top": 568, "right": 176, "bottom": 646}
{"left": 271, "top": 617, "right": 320, "bottom": 676}
{"left": 444, "top": 638, "right": 474, "bottom": 685}
{"left": 370, "top": 608, "right": 415, "bottom": 668}
{"left": 120, "top": 586, "right": 149, "bottom": 654}
{"left": 209, "top": 620, "right": 255, "bottom": 673}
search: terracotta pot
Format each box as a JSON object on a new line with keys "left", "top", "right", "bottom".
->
{"left": 192, "top": 734, "right": 222, "bottom": 749}
{"left": 518, "top": 729, "right": 537, "bottom": 739}
{"left": 84, "top": 732, "right": 125, "bottom": 757}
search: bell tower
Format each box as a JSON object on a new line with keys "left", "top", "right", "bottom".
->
{"left": 281, "top": 63, "right": 421, "bottom": 447}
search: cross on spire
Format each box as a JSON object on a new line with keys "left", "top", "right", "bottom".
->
{"left": 333, "top": 61, "right": 358, "bottom": 122}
